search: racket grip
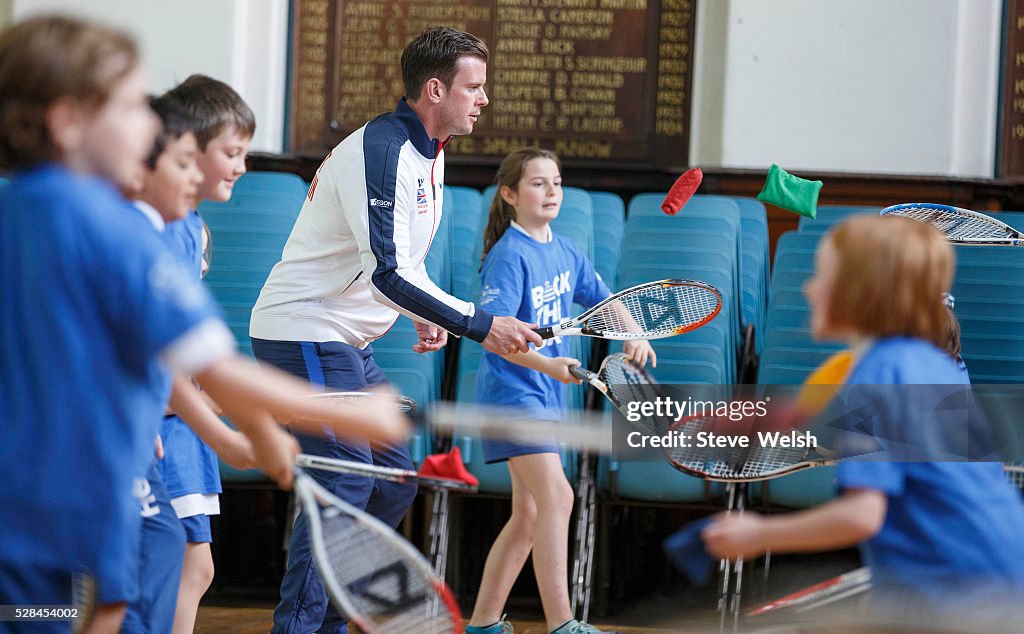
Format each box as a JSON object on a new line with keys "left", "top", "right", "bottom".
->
{"left": 570, "top": 366, "right": 607, "bottom": 392}
{"left": 535, "top": 326, "right": 554, "bottom": 339}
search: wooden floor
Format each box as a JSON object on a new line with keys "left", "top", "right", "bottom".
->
{"left": 195, "top": 606, "right": 684, "bottom": 633}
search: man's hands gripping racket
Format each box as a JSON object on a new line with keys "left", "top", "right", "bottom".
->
{"left": 880, "top": 203, "right": 1024, "bottom": 246}
{"left": 535, "top": 279, "right": 722, "bottom": 341}
{"left": 293, "top": 468, "right": 462, "bottom": 634}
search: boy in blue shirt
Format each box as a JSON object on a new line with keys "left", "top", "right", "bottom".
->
{"left": 123, "top": 93, "right": 263, "bottom": 633}
{"left": 0, "top": 16, "right": 407, "bottom": 631}
{"left": 158, "top": 74, "right": 255, "bottom": 634}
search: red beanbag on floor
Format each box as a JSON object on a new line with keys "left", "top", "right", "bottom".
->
{"left": 417, "top": 446, "right": 479, "bottom": 487}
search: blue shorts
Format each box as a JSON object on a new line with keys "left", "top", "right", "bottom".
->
{"left": 252, "top": 338, "right": 418, "bottom": 634}
{"left": 481, "top": 417, "right": 560, "bottom": 464}
{"left": 122, "top": 463, "right": 186, "bottom": 634}
{"left": 179, "top": 514, "right": 212, "bottom": 543}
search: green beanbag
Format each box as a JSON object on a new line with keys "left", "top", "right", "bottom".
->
{"left": 756, "top": 164, "right": 823, "bottom": 219}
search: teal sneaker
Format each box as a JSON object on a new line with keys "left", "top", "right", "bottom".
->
{"left": 465, "top": 614, "right": 514, "bottom": 634}
{"left": 550, "top": 620, "right": 620, "bottom": 634}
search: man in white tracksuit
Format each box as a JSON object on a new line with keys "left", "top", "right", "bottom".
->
{"left": 250, "top": 26, "right": 542, "bottom": 634}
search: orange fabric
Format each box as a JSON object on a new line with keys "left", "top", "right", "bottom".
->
{"left": 795, "top": 350, "right": 854, "bottom": 417}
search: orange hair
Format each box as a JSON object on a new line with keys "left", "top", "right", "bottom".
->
{"left": 824, "top": 214, "right": 954, "bottom": 349}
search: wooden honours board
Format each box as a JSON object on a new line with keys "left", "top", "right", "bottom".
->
{"left": 290, "top": 0, "right": 695, "bottom": 170}
{"left": 1002, "top": 0, "right": 1024, "bottom": 179}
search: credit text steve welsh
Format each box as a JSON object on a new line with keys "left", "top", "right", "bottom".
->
{"left": 626, "top": 430, "right": 818, "bottom": 449}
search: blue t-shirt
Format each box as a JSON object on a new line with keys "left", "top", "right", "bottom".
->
{"left": 474, "top": 227, "right": 609, "bottom": 420}
{"left": 836, "top": 338, "right": 1024, "bottom": 606}
{"left": 160, "top": 209, "right": 222, "bottom": 503}
{"left": 164, "top": 208, "right": 203, "bottom": 274}
{"left": 0, "top": 165, "right": 221, "bottom": 602}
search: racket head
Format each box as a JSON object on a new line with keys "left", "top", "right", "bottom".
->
{"left": 294, "top": 471, "right": 462, "bottom": 634}
{"left": 880, "top": 203, "right": 1024, "bottom": 245}
{"left": 661, "top": 415, "right": 816, "bottom": 482}
{"left": 595, "top": 352, "right": 672, "bottom": 436}
{"left": 306, "top": 391, "right": 417, "bottom": 413}
{"left": 580, "top": 279, "right": 722, "bottom": 340}
{"left": 747, "top": 567, "right": 871, "bottom": 617}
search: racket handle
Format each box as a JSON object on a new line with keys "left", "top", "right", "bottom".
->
{"left": 535, "top": 326, "right": 554, "bottom": 339}
{"left": 570, "top": 366, "right": 608, "bottom": 393}
{"left": 569, "top": 365, "right": 595, "bottom": 381}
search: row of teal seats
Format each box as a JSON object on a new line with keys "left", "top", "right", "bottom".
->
{"left": 793, "top": 208, "right": 1024, "bottom": 384}
{"left": 603, "top": 195, "right": 748, "bottom": 505}
{"left": 443, "top": 189, "right": 768, "bottom": 504}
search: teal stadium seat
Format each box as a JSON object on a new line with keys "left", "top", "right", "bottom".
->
{"left": 735, "top": 198, "right": 770, "bottom": 354}
{"left": 199, "top": 171, "right": 307, "bottom": 356}
{"left": 951, "top": 245, "right": 1024, "bottom": 383}
{"left": 626, "top": 195, "right": 744, "bottom": 353}
{"left": 590, "top": 191, "right": 625, "bottom": 291}
{"left": 757, "top": 230, "right": 839, "bottom": 507}
{"left": 447, "top": 186, "right": 485, "bottom": 302}
{"left": 603, "top": 195, "right": 741, "bottom": 505}
{"left": 202, "top": 172, "right": 308, "bottom": 483}
{"left": 797, "top": 205, "right": 879, "bottom": 232}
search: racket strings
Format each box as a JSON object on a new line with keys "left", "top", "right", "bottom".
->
{"left": 586, "top": 284, "right": 719, "bottom": 337}
{"left": 1004, "top": 463, "right": 1024, "bottom": 492}
{"left": 891, "top": 207, "right": 1013, "bottom": 240}
{"left": 600, "top": 354, "right": 672, "bottom": 435}
{"left": 663, "top": 417, "right": 811, "bottom": 481}
{"left": 317, "top": 506, "right": 455, "bottom": 634}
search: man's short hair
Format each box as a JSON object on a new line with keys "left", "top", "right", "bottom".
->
{"left": 161, "top": 74, "right": 255, "bottom": 150}
{"left": 401, "top": 27, "right": 488, "bottom": 101}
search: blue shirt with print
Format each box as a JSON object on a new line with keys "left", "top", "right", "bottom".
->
{"left": 474, "top": 227, "right": 608, "bottom": 420}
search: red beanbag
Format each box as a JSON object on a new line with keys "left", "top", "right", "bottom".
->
{"left": 417, "top": 446, "right": 479, "bottom": 487}
{"left": 661, "top": 167, "right": 703, "bottom": 215}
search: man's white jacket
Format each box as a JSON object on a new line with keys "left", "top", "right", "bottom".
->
{"left": 250, "top": 99, "right": 493, "bottom": 347}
